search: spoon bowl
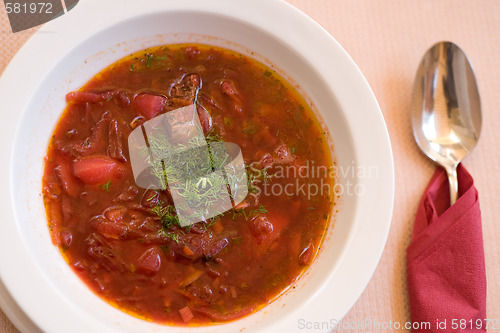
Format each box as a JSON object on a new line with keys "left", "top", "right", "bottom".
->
{"left": 412, "top": 41, "right": 482, "bottom": 205}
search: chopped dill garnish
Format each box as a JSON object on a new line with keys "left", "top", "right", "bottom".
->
{"left": 262, "top": 168, "right": 271, "bottom": 183}
{"left": 151, "top": 204, "right": 180, "bottom": 229}
{"left": 247, "top": 171, "right": 259, "bottom": 194}
{"left": 100, "top": 180, "right": 112, "bottom": 192}
{"left": 155, "top": 55, "right": 167, "bottom": 61}
{"left": 257, "top": 205, "right": 267, "bottom": 214}
{"left": 232, "top": 208, "right": 248, "bottom": 221}
{"left": 232, "top": 204, "right": 268, "bottom": 221}
{"left": 205, "top": 130, "right": 223, "bottom": 143}
{"left": 146, "top": 53, "right": 153, "bottom": 68}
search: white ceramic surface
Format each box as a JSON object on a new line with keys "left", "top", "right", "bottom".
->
{"left": 0, "top": 0, "right": 394, "bottom": 332}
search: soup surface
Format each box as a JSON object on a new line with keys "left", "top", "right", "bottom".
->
{"left": 42, "top": 44, "right": 334, "bottom": 325}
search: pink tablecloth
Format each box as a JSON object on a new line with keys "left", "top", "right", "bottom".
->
{"left": 1, "top": 0, "right": 499, "bottom": 332}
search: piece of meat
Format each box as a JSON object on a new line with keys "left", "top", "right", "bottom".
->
{"left": 117, "top": 92, "right": 131, "bottom": 107}
{"left": 108, "top": 119, "right": 129, "bottom": 162}
{"left": 220, "top": 81, "right": 238, "bottom": 96}
{"left": 60, "top": 230, "right": 73, "bottom": 249}
{"left": 203, "top": 238, "right": 229, "bottom": 258}
{"left": 170, "top": 73, "right": 201, "bottom": 101}
{"left": 66, "top": 90, "right": 118, "bottom": 104}
{"left": 114, "top": 186, "right": 139, "bottom": 202}
{"left": 220, "top": 80, "right": 243, "bottom": 113}
{"left": 196, "top": 106, "right": 212, "bottom": 134}
{"left": 168, "top": 232, "right": 230, "bottom": 261}
{"left": 90, "top": 215, "right": 127, "bottom": 240}
{"left": 86, "top": 233, "right": 127, "bottom": 272}
{"left": 248, "top": 215, "right": 273, "bottom": 245}
{"left": 70, "top": 112, "right": 110, "bottom": 156}
{"left": 274, "top": 143, "right": 296, "bottom": 164}
{"left": 255, "top": 143, "right": 296, "bottom": 169}
{"left": 184, "top": 46, "right": 200, "bottom": 60}
{"left": 53, "top": 159, "right": 81, "bottom": 197}
{"left": 249, "top": 212, "right": 290, "bottom": 252}
{"left": 125, "top": 216, "right": 163, "bottom": 241}
{"left": 258, "top": 153, "right": 273, "bottom": 169}
{"left": 197, "top": 93, "right": 222, "bottom": 112}
{"left": 140, "top": 189, "right": 160, "bottom": 208}
{"left": 104, "top": 206, "right": 128, "bottom": 222}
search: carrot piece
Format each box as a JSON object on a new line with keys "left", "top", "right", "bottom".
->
{"left": 212, "top": 221, "right": 224, "bottom": 235}
{"left": 212, "top": 277, "right": 220, "bottom": 289}
{"left": 234, "top": 201, "right": 249, "bottom": 210}
{"left": 230, "top": 286, "right": 237, "bottom": 298}
{"left": 183, "top": 245, "right": 195, "bottom": 256}
{"left": 162, "top": 297, "right": 171, "bottom": 307}
{"left": 47, "top": 203, "right": 63, "bottom": 246}
{"left": 179, "top": 270, "right": 204, "bottom": 287}
{"left": 179, "top": 306, "right": 194, "bottom": 323}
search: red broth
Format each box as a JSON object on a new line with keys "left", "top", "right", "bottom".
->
{"left": 42, "top": 44, "right": 334, "bottom": 325}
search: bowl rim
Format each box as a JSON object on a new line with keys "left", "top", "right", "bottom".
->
{"left": 0, "top": 0, "right": 394, "bottom": 332}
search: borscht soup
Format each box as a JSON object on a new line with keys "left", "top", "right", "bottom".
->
{"left": 42, "top": 44, "right": 335, "bottom": 325}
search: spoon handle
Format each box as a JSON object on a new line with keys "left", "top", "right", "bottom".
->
{"left": 445, "top": 165, "right": 458, "bottom": 205}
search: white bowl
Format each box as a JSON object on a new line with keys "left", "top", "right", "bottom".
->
{"left": 0, "top": 0, "right": 394, "bottom": 332}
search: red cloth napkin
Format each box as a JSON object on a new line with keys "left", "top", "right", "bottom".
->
{"left": 407, "top": 164, "right": 487, "bottom": 332}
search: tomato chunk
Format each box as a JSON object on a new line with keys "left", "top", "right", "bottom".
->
{"left": 73, "top": 155, "right": 123, "bottom": 185}
{"left": 134, "top": 93, "right": 167, "bottom": 119}
{"left": 136, "top": 247, "right": 162, "bottom": 273}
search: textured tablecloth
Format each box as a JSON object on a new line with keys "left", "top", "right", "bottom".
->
{"left": 1, "top": 0, "right": 499, "bottom": 332}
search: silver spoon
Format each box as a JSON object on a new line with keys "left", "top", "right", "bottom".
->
{"left": 412, "top": 41, "right": 482, "bottom": 205}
